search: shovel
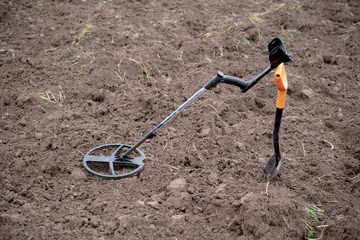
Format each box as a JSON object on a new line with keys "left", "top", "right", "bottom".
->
{"left": 264, "top": 63, "right": 289, "bottom": 182}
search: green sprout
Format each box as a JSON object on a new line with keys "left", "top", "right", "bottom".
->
{"left": 115, "top": 59, "right": 127, "bottom": 82}
{"left": 303, "top": 204, "right": 325, "bottom": 239}
{"left": 72, "top": 24, "right": 95, "bottom": 45}
{"left": 204, "top": 55, "right": 212, "bottom": 63}
{"left": 37, "top": 86, "right": 66, "bottom": 107}
{"left": 203, "top": 23, "right": 233, "bottom": 40}
{"left": 340, "top": 33, "right": 350, "bottom": 41}
{"left": 72, "top": 52, "right": 95, "bottom": 65}
{"left": 129, "top": 58, "right": 152, "bottom": 79}
{"left": 219, "top": 45, "right": 224, "bottom": 56}
{"left": 98, "top": 1, "right": 107, "bottom": 7}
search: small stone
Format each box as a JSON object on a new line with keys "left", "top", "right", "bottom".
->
{"left": 223, "top": 126, "right": 233, "bottom": 135}
{"left": 180, "top": 192, "right": 191, "bottom": 201}
{"left": 118, "top": 215, "right": 131, "bottom": 229}
{"left": 22, "top": 203, "right": 32, "bottom": 209}
{"left": 136, "top": 200, "right": 145, "bottom": 207}
{"left": 146, "top": 201, "right": 159, "bottom": 208}
{"left": 15, "top": 150, "right": 22, "bottom": 157}
{"left": 167, "top": 197, "right": 182, "bottom": 209}
{"left": 69, "top": 30, "right": 76, "bottom": 35}
{"left": 35, "top": 132, "right": 43, "bottom": 140}
{"left": 240, "top": 192, "right": 254, "bottom": 204}
{"left": 193, "top": 206, "right": 203, "bottom": 214}
{"left": 235, "top": 142, "right": 246, "bottom": 151}
{"left": 165, "top": 77, "right": 172, "bottom": 85}
{"left": 247, "top": 129, "right": 254, "bottom": 135}
{"left": 336, "top": 214, "right": 345, "bottom": 221}
{"left": 207, "top": 171, "right": 218, "bottom": 185}
{"left": 170, "top": 215, "right": 185, "bottom": 222}
{"left": 215, "top": 183, "right": 226, "bottom": 193}
{"left": 335, "top": 109, "right": 343, "bottom": 122}
{"left": 168, "top": 127, "right": 176, "bottom": 133}
{"left": 71, "top": 168, "right": 87, "bottom": 181}
{"left": 132, "top": 33, "right": 139, "bottom": 39}
{"left": 199, "top": 128, "right": 211, "bottom": 137}
{"left": 257, "top": 157, "right": 266, "bottom": 164}
{"left": 168, "top": 178, "right": 187, "bottom": 193}
{"left": 301, "top": 89, "right": 314, "bottom": 99}
{"left": 19, "top": 118, "right": 27, "bottom": 126}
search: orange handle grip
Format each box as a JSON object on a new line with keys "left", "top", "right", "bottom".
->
{"left": 275, "top": 63, "right": 288, "bottom": 109}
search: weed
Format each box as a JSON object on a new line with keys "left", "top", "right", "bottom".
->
{"left": 303, "top": 204, "right": 325, "bottom": 239}
{"left": 37, "top": 86, "right": 66, "bottom": 107}
{"left": 287, "top": 29, "right": 301, "bottom": 38}
{"left": 249, "top": 3, "right": 285, "bottom": 24}
{"left": 197, "top": 99, "right": 209, "bottom": 113}
{"left": 129, "top": 58, "right": 152, "bottom": 79}
{"left": 280, "top": 25, "right": 301, "bottom": 38}
{"left": 72, "top": 55, "right": 81, "bottom": 65}
{"left": 237, "top": 34, "right": 251, "bottom": 47}
{"left": 72, "top": 24, "right": 95, "bottom": 45}
{"left": 115, "top": 59, "right": 127, "bottom": 82}
{"left": 146, "top": 40, "right": 163, "bottom": 47}
{"left": 198, "top": 99, "right": 208, "bottom": 108}
{"left": 160, "top": 16, "right": 178, "bottom": 26}
{"left": 174, "top": 50, "right": 185, "bottom": 65}
{"left": 203, "top": 23, "right": 233, "bottom": 40}
{"left": 219, "top": 45, "right": 224, "bottom": 56}
{"left": 257, "top": 28, "right": 263, "bottom": 40}
{"left": 72, "top": 52, "right": 95, "bottom": 65}
{"left": 204, "top": 55, "right": 212, "bottom": 63}
{"left": 340, "top": 33, "right": 350, "bottom": 41}
{"left": 98, "top": 1, "right": 107, "bottom": 7}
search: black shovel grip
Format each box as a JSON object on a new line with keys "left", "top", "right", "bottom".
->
{"left": 221, "top": 75, "right": 248, "bottom": 89}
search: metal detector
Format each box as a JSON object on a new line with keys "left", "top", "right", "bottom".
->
{"left": 83, "top": 38, "right": 293, "bottom": 179}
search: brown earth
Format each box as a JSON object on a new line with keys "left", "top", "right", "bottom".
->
{"left": 0, "top": 0, "right": 359, "bottom": 239}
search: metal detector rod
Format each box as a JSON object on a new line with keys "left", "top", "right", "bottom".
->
{"left": 121, "top": 87, "right": 207, "bottom": 158}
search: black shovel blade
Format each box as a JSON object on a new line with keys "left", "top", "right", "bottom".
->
{"left": 264, "top": 154, "right": 282, "bottom": 182}
{"left": 268, "top": 38, "right": 293, "bottom": 69}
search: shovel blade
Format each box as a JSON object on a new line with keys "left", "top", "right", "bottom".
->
{"left": 264, "top": 154, "right": 282, "bottom": 182}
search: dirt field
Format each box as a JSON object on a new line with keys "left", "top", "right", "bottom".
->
{"left": 1, "top": 0, "right": 359, "bottom": 239}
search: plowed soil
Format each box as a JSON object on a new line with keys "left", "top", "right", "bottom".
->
{"left": 1, "top": 0, "right": 359, "bottom": 239}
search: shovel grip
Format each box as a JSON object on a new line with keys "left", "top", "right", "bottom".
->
{"left": 275, "top": 63, "right": 288, "bottom": 109}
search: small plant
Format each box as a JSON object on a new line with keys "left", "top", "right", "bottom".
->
{"left": 219, "top": 45, "right": 225, "bottom": 56}
{"left": 72, "top": 52, "right": 95, "bottom": 65}
{"left": 287, "top": 29, "right": 301, "bottom": 38}
{"left": 303, "top": 204, "right": 325, "bottom": 239}
{"left": 203, "top": 23, "right": 233, "bottom": 40}
{"left": 98, "top": 1, "right": 107, "bottom": 7}
{"left": 37, "top": 86, "right": 66, "bottom": 107}
{"left": 72, "top": 55, "right": 81, "bottom": 65}
{"left": 340, "top": 33, "right": 350, "bottom": 41}
{"left": 115, "top": 59, "right": 127, "bottom": 82}
{"left": 249, "top": 3, "right": 285, "bottom": 24}
{"left": 129, "top": 58, "right": 152, "bottom": 79}
{"left": 72, "top": 24, "right": 95, "bottom": 45}
{"left": 237, "top": 34, "right": 251, "bottom": 47}
{"left": 160, "top": 16, "right": 178, "bottom": 26}
{"left": 204, "top": 55, "right": 212, "bottom": 63}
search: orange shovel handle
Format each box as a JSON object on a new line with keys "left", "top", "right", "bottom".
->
{"left": 275, "top": 63, "right": 288, "bottom": 109}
